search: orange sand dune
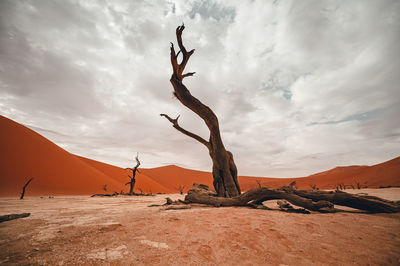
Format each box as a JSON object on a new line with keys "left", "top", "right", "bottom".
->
{"left": 239, "top": 157, "right": 400, "bottom": 190}
{"left": 0, "top": 116, "right": 148, "bottom": 196}
{"left": 1, "top": 115, "right": 399, "bottom": 196}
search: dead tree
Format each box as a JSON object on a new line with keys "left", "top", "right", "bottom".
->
{"left": 161, "top": 24, "right": 240, "bottom": 197}
{"left": 256, "top": 180, "right": 262, "bottom": 188}
{"left": 157, "top": 25, "right": 399, "bottom": 214}
{"left": 103, "top": 184, "right": 108, "bottom": 192}
{"left": 125, "top": 154, "right": 140, "bottom": 195}
{"left": 176, "top": 185, "right": 185, "bottom": 195}
{"left": 20, "top": 178, "right": 33, "bottom": 199}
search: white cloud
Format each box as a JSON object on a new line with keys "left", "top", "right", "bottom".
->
{"left": 0, "top": 0, "right": 399, "bottom": 176}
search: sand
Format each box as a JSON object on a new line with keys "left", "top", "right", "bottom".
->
{"left": 1, "top": 188, "right": 399, "bottom": 265}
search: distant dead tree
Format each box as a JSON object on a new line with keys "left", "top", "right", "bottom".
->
{"left": 335, "top": 183, "right": 346, "bottom": 191}
{"left": 20, "top": 178, "right": 33, "bottom": 200}
{"left": 161, "top": 24, "right": 240, "bottom": 198}
{"left": 103, "top": 184, "right": 108, "bottom": 192}
{"left": 176, "top": 185, "right": 185, "bottom": 195}
{"left": 309, "top": 184, "right": 318, "bottom": 190}
{"left": 125, "top": 153, "right": 140, "bottom": 195}
{"left": 255, "top": 180, "right": 262, "bottom": 188}
{"left": 289, "top": 181, "right": 297, "bottom": 190}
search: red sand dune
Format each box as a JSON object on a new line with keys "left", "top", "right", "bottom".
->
{"left": 240, "top": 156, "right": 400, "bottom": 191}
{"left": 0, "top": 115, "right": 124, "bottom": 196}
{"left": 0, "top": 115, "right": 399, "bottom": 196}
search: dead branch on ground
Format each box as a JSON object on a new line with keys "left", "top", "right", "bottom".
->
{"left": 0, "top": 213, "right": 30, "bottom": 223}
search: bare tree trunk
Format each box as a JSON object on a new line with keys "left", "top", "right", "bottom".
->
{"left": 125, "top": 154, "right": 140, "bottom": 195}
{"left": 20, "top": 178, "right": 33, "bottom": 200}
{"left": 161, "top": 24, "right": 240, "bottom": 197}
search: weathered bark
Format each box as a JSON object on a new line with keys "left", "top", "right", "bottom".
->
{"left": 20, "top": 177, "right": 33, "bottom": 199}
{"left": 125, "top": 154, "right": 140, "bottom": 195}
{"left": 293, "top": 190, "right": 400, "bottom": 213}
{"left": 183, "top": 184, "right": 399, "bottom": 213}
{"left": 161, "top": 24, "right": 240, "bottom": 197}
{"left": 185, "top": 184, "right": 336, "bottom": 212}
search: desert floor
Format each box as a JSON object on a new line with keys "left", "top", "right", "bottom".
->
{"left": 0, "top": 188, "right": 399, "bottom": 265}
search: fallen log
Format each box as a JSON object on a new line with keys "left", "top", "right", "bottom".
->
{"left": 293, "top": 190, "right": 400, "bottom": 213}
{"left": 185, "top": 184, "right": 336, "bottom": 212}
{"left": 183, "top": 184, "right": 399, "bottom": 213}
{"left": 0, "top": 213, "right": 30, "bottom": 223}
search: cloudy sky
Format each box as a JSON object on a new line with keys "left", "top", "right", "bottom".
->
{"left": 1, "top": 0, "right": 399, "bottom": 177}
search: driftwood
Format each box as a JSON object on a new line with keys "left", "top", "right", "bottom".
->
{"left": 20, "top": 177, "right": 33, "bottom": 199}
{"left": 0, "top": 213, "right": 30, "bottom": 223}
{"left": 177, "top": 184, "right": 400, "bottom": 213}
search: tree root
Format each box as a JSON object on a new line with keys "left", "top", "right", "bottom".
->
{"left": 176, "top": 184, "right": 399, "bottom": 213}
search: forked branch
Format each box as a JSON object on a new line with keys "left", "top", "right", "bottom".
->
{"left": 170, "top": 24, "right": 195, "bottom": 81}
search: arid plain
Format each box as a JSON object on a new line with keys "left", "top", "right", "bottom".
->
{"left": 1, "top": 189, "right": 400, "bottom": 265}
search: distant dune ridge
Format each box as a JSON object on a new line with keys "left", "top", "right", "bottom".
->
{"left": 0, "top": 115, "right": 399, "bottom": 196}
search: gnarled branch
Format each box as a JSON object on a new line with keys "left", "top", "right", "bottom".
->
{"left": 160, "top": 114, "right": 210, "bottom": 149}
{"left": 125, "top": 153, "right": 141, "bottom": 195}
{"left": 183, "top": 184, "right": 399, "bottom": 213}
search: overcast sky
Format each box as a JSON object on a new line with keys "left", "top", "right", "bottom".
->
{"left": 1, "top": 0, "right": 399, "bottom": 177}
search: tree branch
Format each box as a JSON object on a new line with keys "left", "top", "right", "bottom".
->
{"left": 160, "top": 113, "right": 210, "bottom": 149}
{"left": 134, "top": 153, "right": 141, "bottom": 168}
{"left": 170, "top": 23, "right": 195, "bottom": 80}
{"left": 182, "top": 72, "right": 196, "bottom": 79}
{"left": 168, "top": 25, "right": 223, "bottom": 149}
